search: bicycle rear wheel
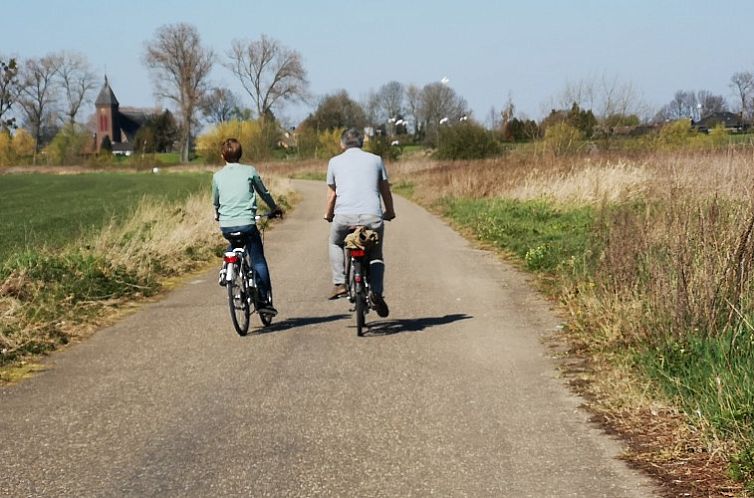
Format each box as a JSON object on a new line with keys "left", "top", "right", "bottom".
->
{"left": 351, "top": 259, "right": 366, "bottom": 336}
{"left": 227, "top": 263, "right": 250, "bottom": 336}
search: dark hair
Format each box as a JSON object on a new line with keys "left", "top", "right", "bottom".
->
{"left": 221, "top": 138, "right": 242, "bottom": 162}
{"left": 340, "top": 127, "right": 364, "bottom": 148}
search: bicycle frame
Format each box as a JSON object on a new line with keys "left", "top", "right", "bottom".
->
{"left": 221, "top": 211, "right": 277, "bottom": 334}
{"left": 345, "top": 245, "right": 371, "bottom": 337}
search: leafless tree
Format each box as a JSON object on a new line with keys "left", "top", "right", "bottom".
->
{"left": 554, "top": 75, "right": 646, "bottom": 120}
{"left": 654, "top": 90, "right": 699, "bottom": 122}
{"left": 373, "top": 81, "right": 405, "bottom": 123}
{"left": 0, "top": 56, "right": 20, "bottom": 131}
{"left": 201, "top": 86, "right": 241, "bottom": 124}
{"left": 18, "top": 54, "right": 62, "bottom": 150}
{"left": 417, "top": 82, "right": 468, "bottom": 146}
{"left": 405, "top": 84, "right": 421, "bottom": 135}
{"left": 57, "top": 51, "right": 96, "bottom": 125}
{"left": 144, "top": 23, "right": 214, "bottom": 163}
{"left": 228, "top": 35, "right": 309, "bottom": 120}
{"left": 730, "top": 71, "right": 754, "bottom": 120}
{"left": 696, "top": 90, "right": 728, "bottom": 117}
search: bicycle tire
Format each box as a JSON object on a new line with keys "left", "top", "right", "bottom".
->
{"left": 352, "top": 259, "right": 366, "bottom": 336}
{"left": 227, "top": 263, "right": 250, "bottom": 336}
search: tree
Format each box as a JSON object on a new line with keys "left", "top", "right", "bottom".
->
{"left": 696, "top": 90, "right": 728, "bottom": 117}
{"left": 134, "top": 110, "right": 178, "bottom": 153}
{"left": 729, "top": 71, "right": 754, "bottom": 120}
{"left": 541, "top": 103, "right": 597, "bottom": 138}
{"left": 0, "top": 57, "right": 20, "bottom": 131}
{"left": 57, "top": 52, "right": 96, "bottom": 125}
{"left": 417, "top": 82, "right": 468, "bottom": 146}
{"left": 654, "top": 90, "right": 698, "bottom": 122}
{"left": 144, "top": 23, "right": 214, "bottom": 163}
{"left": 369, "top": 81, "right": 404, "bottom": 125}
{"left": 301, "top": 90, "right": 367, "bottom": 131}
{"left": 405, "top": 84, "right": 421, "bottom": 137}
{"left": 18, "top": 54, "right": 62, "bottom": 151}
{"left": 228, "top": 35, "right": 309, "bottom": 120}
{"left": 201, "top": 86, "right": 241, "bottom": 124}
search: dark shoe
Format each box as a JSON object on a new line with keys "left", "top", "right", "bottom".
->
{"left": 370, "top": 292, "right": 389, "bottom": 318}
{"left": 258, "top": 302, "right": 278, "bottom": 316}
{"left": 329, "top": 284, "right": 347, "bottom": 300}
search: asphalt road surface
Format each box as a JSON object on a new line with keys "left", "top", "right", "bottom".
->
{"left": 1, "top": 180, "right": 658, "bottom": 497}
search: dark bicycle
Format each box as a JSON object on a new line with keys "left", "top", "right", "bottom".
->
{"left": 343, "top": 226, "right": 380, "bottom": 337}
{"left": 220, "top": 212, "right": 278, "bottom": 336}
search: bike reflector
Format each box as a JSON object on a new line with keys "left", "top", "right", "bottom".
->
{"left": 224, "top": 253, "right": 240, "bottom": 263}
{"left": 350, "top": 249, "right": 366, "bottom": 258}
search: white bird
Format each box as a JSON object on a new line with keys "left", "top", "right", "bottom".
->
{"left": 441, "top": 76, "right": 450, "bottom": 85}
{"left": 391, "top": 140, "right": 400, "bottom": 146}
{"left": 439, "top": 117, "right": 449, "bottom": 125}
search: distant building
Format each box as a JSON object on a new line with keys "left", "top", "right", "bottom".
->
{"left": 694, "top": 111, "right": 748, "bottom": 133}
{"left": 94, "top": 77, "right": 154, "bottom": 155}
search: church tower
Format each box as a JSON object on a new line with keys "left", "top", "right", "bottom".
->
{"left": 94, "top": 76, "right": 120, "bottom": 151}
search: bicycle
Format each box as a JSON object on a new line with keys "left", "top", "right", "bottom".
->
{"left": 220, "top": 212, "right": 279, "bottom": 336}
{"left": 343, "top": 226, "right": 379, "bottom": 337}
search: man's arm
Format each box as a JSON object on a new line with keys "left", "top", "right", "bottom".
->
{"left": 379, "top": 179, "right": 395, "bottom": 220}
{"left": 324, "top": 184, "right": 337, "bottom": 222}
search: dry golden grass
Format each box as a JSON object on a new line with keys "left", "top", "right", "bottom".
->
{"left": 0, "top": 174, "right": 293, "bottom": 373}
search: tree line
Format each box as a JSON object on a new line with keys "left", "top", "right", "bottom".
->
{"left": 3, "top": 21, "right": 754, "bottom": 164}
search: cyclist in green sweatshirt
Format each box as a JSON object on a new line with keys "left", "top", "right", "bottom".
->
{"left": 212, "top": 138, "right": 282, "bottom": 314}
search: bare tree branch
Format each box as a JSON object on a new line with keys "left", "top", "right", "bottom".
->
{"left": 228, "top": 35, "right": 308, "bottom": 120}
{"left": 18, "top": 54, "right": 62, "bottom": 151}
{"left": 144, "top": 23, "right": 214, "bottom": 162}
{"left": 57, "top": 51, "right": 96, "bottom": 125}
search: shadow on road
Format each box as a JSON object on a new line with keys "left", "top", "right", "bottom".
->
{"left": 364, "top": 313, "right": 472, "bottom": 336}
{"left": 253, "top": 314, "right": 350, "bottom": 334}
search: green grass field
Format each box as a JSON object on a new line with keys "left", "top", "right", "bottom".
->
{"left": 0, "top": 171, "right": 212, "bottom": 263}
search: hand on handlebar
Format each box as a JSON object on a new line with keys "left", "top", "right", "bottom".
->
{"left": 382, "top": 210, "right": 396, "bottom": 221}
{"left": 271, "top": 207, "right": 284, "bottom": 219}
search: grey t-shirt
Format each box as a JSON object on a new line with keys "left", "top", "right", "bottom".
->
{"left": 326, "top": 147, "right": 388, "bottom": 216}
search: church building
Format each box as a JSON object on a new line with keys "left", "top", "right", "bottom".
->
{"left": 94, "top": 77, "right": 152, "bottom": 155}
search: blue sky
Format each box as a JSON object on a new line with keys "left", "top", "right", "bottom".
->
{"left": 3, "top": 0, "right": 753, "bottom": 125}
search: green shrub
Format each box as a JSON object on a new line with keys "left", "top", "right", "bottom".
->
{"left": 364, "top": 135, "right": 402, "bottom": 161}
{"left": 543, "top": 122, "right": 584, "bottom": 155}
{"left": 435, "top": 122, "right": 501, "bottom": 160}
{"left": 43, "top": 124, "right": 91, "bottom": 165}
{"left": 196, "top": 119, "right": 280, "bottom": 164}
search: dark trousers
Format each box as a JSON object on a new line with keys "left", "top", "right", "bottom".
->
{"left": 221, "top": 224, "right": 272, "bottom": 300}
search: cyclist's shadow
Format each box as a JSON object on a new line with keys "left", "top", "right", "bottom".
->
{"left": 364, "top": 313, "right": 472, "bottom": 336}
{"left": 255, "top": 314, "right": 350, "bottom": 334}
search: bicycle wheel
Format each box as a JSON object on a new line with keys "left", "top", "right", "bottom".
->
{"left": 227, "top": 262, "right": 250, "bottom": 336}
{"left": 352, "top": 260, "right": 366, "bottom": 336}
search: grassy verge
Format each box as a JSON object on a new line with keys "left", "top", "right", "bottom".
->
{"left": 388, "top": 152, "right": 754, "bottom": 494}
{"left": 0, "top": 171, "right": 212, "bottom": 263}
{"left": 0, "top": 173, "right": 293, "bottom": 379}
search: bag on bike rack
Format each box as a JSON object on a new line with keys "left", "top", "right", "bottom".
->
{"left": 344, "top": 226, "right": 379, "bottom": 250}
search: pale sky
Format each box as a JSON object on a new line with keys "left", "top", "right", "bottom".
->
{"left": 3, "top": 0, "right": 753, "bottom": 125}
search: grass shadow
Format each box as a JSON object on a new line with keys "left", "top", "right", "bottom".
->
{"left": 363, "top": 313, "right": 473, "bottom": 336}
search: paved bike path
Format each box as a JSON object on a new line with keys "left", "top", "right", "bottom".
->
{"left": 1, "top": 180, "right": 657, "bottom": 496}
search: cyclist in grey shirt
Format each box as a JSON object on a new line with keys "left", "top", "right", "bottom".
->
{"left": 324, "top": 128, "right": 396, "bottom": 317}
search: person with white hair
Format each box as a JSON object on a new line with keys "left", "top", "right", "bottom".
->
{"left": 323, "top": 128, "right": 396, "bottom": 317}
